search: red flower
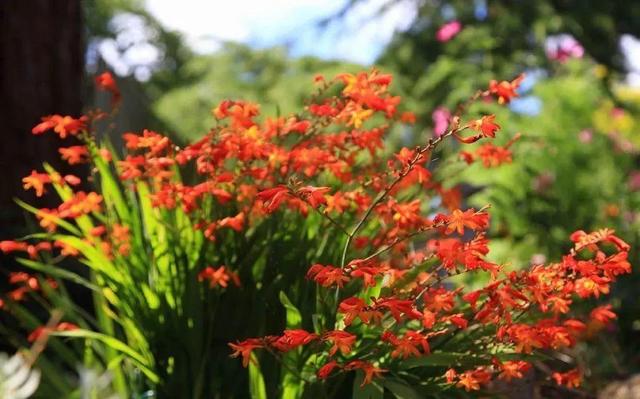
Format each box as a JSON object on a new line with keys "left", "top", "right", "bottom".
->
{"left": 344, "top": 360, "right": 386, "bottom": 386}
{"left": 323, "top": 330, "right": 356, "bottom": 356}
{"left": 198, "top": 266, "right": 240, "bottom": 288}
{"left": 217, "top": 212, "right": 245, "bottom": 232}
{"left": 446, "top": 314, "right": 468, "bottom": 329}
{"left": 287, "top": 119, "right": 311, "bottom": 134}
{"left": 422, "top": 309, "right": 436, "bottom": 329}
{"left": 381, "top": 330, "right": 430, "bottom": 359}
{"left": 575, "top": 276, "right": 610, "bottom": 298}
{"left": 441, "top": 208, "right": 489, "bottom": 235}
{"left": 456, "top": 368, "right": 491, "bottom": 391}
{"left": 373, "top": 297, "right": 421, "bottom": 322}
{"left": 338, "top": 297, "right": 382, "bottom": 326}
{"left": 590, "top": 305, "right": 616, "bottom": 324}
{"left": 32, "top": 115, "right": 87, "bottom": 138}
{"left": 317, "top": 360, "right": 340, "bottom": 379}
{"left": 297, "top": 186, "right": 330, "bottom": 208}
{"left": 474, "top": 143, "right": 513, "bottom": 168}
{"left": 306, "top": 264, "right": 349, "bottom": 288}
{"left": 570, "top": 229, "right": 630, "bottom": 252}
{"left": 95, "top": 71, "right": 121, "bottom": 106}
{"left": 0, "top": 240, "right": 28, "bottom": 254}
{"left": 468, "top": 115, "right": 500, "bottom": 138}
{"left": 59, "top": 146, "right": 89, "bottom": 165}
{"left": 496, "top": 360, "right": 531, "bottom": 381}
{"left": 272, "top": 329, "right": 318, "bottom": 352}
{"left": 489, "top": 74, "right": 525, "bottom": 104}
{"left": 552, "top": 369, "right": 581, "bottom": 388}
{"left": 257, "top": 186, "right": 290, "bottom": 213}
{"left": 22, "top": 170, "right": 51, "bottom": 197}
{"left": 347, "top": 259, "right": 386, "bottom": 287}
{"left": 57, "top": 191, "right": 103, "bottom": 218}
{"left": 445, "top": 368, "right": 457, "bottom": 383}
{"left": 229, "top": 338, "right": 263, "bottom": 368}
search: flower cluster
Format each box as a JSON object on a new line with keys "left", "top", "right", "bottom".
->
{"left": 2, "top": 70, "right": 630, "bottom": 396}
{"left": 219, "top": 73, "right": 630, "bottom": 392}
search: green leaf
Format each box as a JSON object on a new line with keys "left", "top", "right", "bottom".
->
{"left": 282, "top": 373, "right": 303, "bottom": 399}
{"left": 14, "top": 199, "right": 82, "bottom": 236}
{"left": 399, "top": 352, "right": 485, "bottom": 370}
{"left": 52, "top": 329, "right": 158, "bottom": 383}
{"left": 53, "top": 235, "right": 124, "bottom": 283}
{"left": 15, "top": 258, "right": 100, "bottom": 293}
{"left": 383, "top": 379, "right": 421, "bottom": 399}
{"left": 248, "top": 354, "right": 267, "bottom": 399}
{"left": 279, "top": 291, "right": 302, "bottom": 329}
{"left": 91, "top": 145, "right": 131, "bottom": 225}
{"left": 352, "top": 371, "right": 383, "bottom": 399}
{"left": 278, "top": 291, "right": 304, "bottom": 398}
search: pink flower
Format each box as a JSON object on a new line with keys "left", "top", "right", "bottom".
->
{"left": 628, "top": 170, "right": 640, "bottom": 191}
{"left": 436, "top": 21, "right": 462, "bottom": 43}
{"left": 545, "top": 34, "right": 584, "bottom": 62}
{"left": 578, "top": 129, "right": 592, "bottom": 143}
{"left": 432, "top": 107, "right": 451, "bottom": 137}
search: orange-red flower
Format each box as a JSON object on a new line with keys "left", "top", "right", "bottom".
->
{"left": 317, "top": 360, "right": 340, "bottom": 379}
{"left": 344, "top": 360, "right": 386, "bottom": 386}
{"left": 468, "top": 115, "right": 500, "bottom": 138}
{"left": 217, "top": 212, "right": 245, "bottom": 232}
{"left": 59, "top": 145, "right": 89, "bottom": 165}
{"left": 441, "top": 208, "right": 489, "bottom": 235}
{"left": 22, "top": 170, "right": 51, "bottom": 197}
{"left": 575, "top": 276, "right": 610, "bottom": 298}
{"left": 27, "top": 322, "right": 78, "bottom": 342}
{"left": 338, "top": 297, "right": 382, "bottom": 326}
{"left": 297, "top": 186, "right": 330, "bottom": 208}
{"left": 229, "top": 338, "right": 263, "bottom": 367}
{"left": 590, "top": 304, "right": 617, "bottom": 324}
{"left": 257, "top": 186, "right": 290, "bottom": 213}
{"left": 57, "top": 191, "right": 103, "bottom": 218}
{"left": 32, "top": 115, "right": 87, "bottom": 138}
{"left": 198, "top": 266, "right": 240, "bottom": 288}
{"left": 95, "top": 71, "right": 121, "bottom": 106}
{"left": 381, "top": 330, "right": 430, "bottom": 359}
{"left": 456, "top": 368, "right": 491, "bottom": 391}
{"left": 570, "top": 229, "right": 630, "bottom": 252}
{"left": 552, "top": 369, "right": 581, "bottom": 388}
{"left": 348, "top": 259, "right": 386, "bottom": 288}
{"left": 0, "top": 240, "right": 28, "bottom": 254}
{"left": 488, "top": 74, "right": 525, "bottom": 104}
{"left": 307, "top": 264, "right": 350, "bottom": 288}
{"left": 496, "top": 360, "right": 531, "bottom": 381}
{"left": 272, "top": 329, "right": 318, "bottom": 352}
{"left": 323, "top": 330, "right": 356, "bottom": 356}
{"left": 373, "top": 297, "right": 422, "bottom": 322}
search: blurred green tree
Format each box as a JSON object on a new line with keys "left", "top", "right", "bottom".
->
{"left": 349, "top": 0, "right": 640, "bottom": 126}
{"left": 152, "top": 43, "right": 362, "bottom": 141}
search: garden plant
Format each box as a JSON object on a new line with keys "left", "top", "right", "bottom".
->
{"left": 0, "top": 70, "right": 631, "bottom": 398}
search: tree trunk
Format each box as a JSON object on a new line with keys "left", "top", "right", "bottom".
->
{"left": 0, "top": 0, "right": 83, "bottom": 233}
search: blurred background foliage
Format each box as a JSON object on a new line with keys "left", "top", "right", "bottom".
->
{"left": 376, "top": 0, "right": 640, "bottom": 125}
{"left": 152, "top": 44, "right": 361, "bottom": 141}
